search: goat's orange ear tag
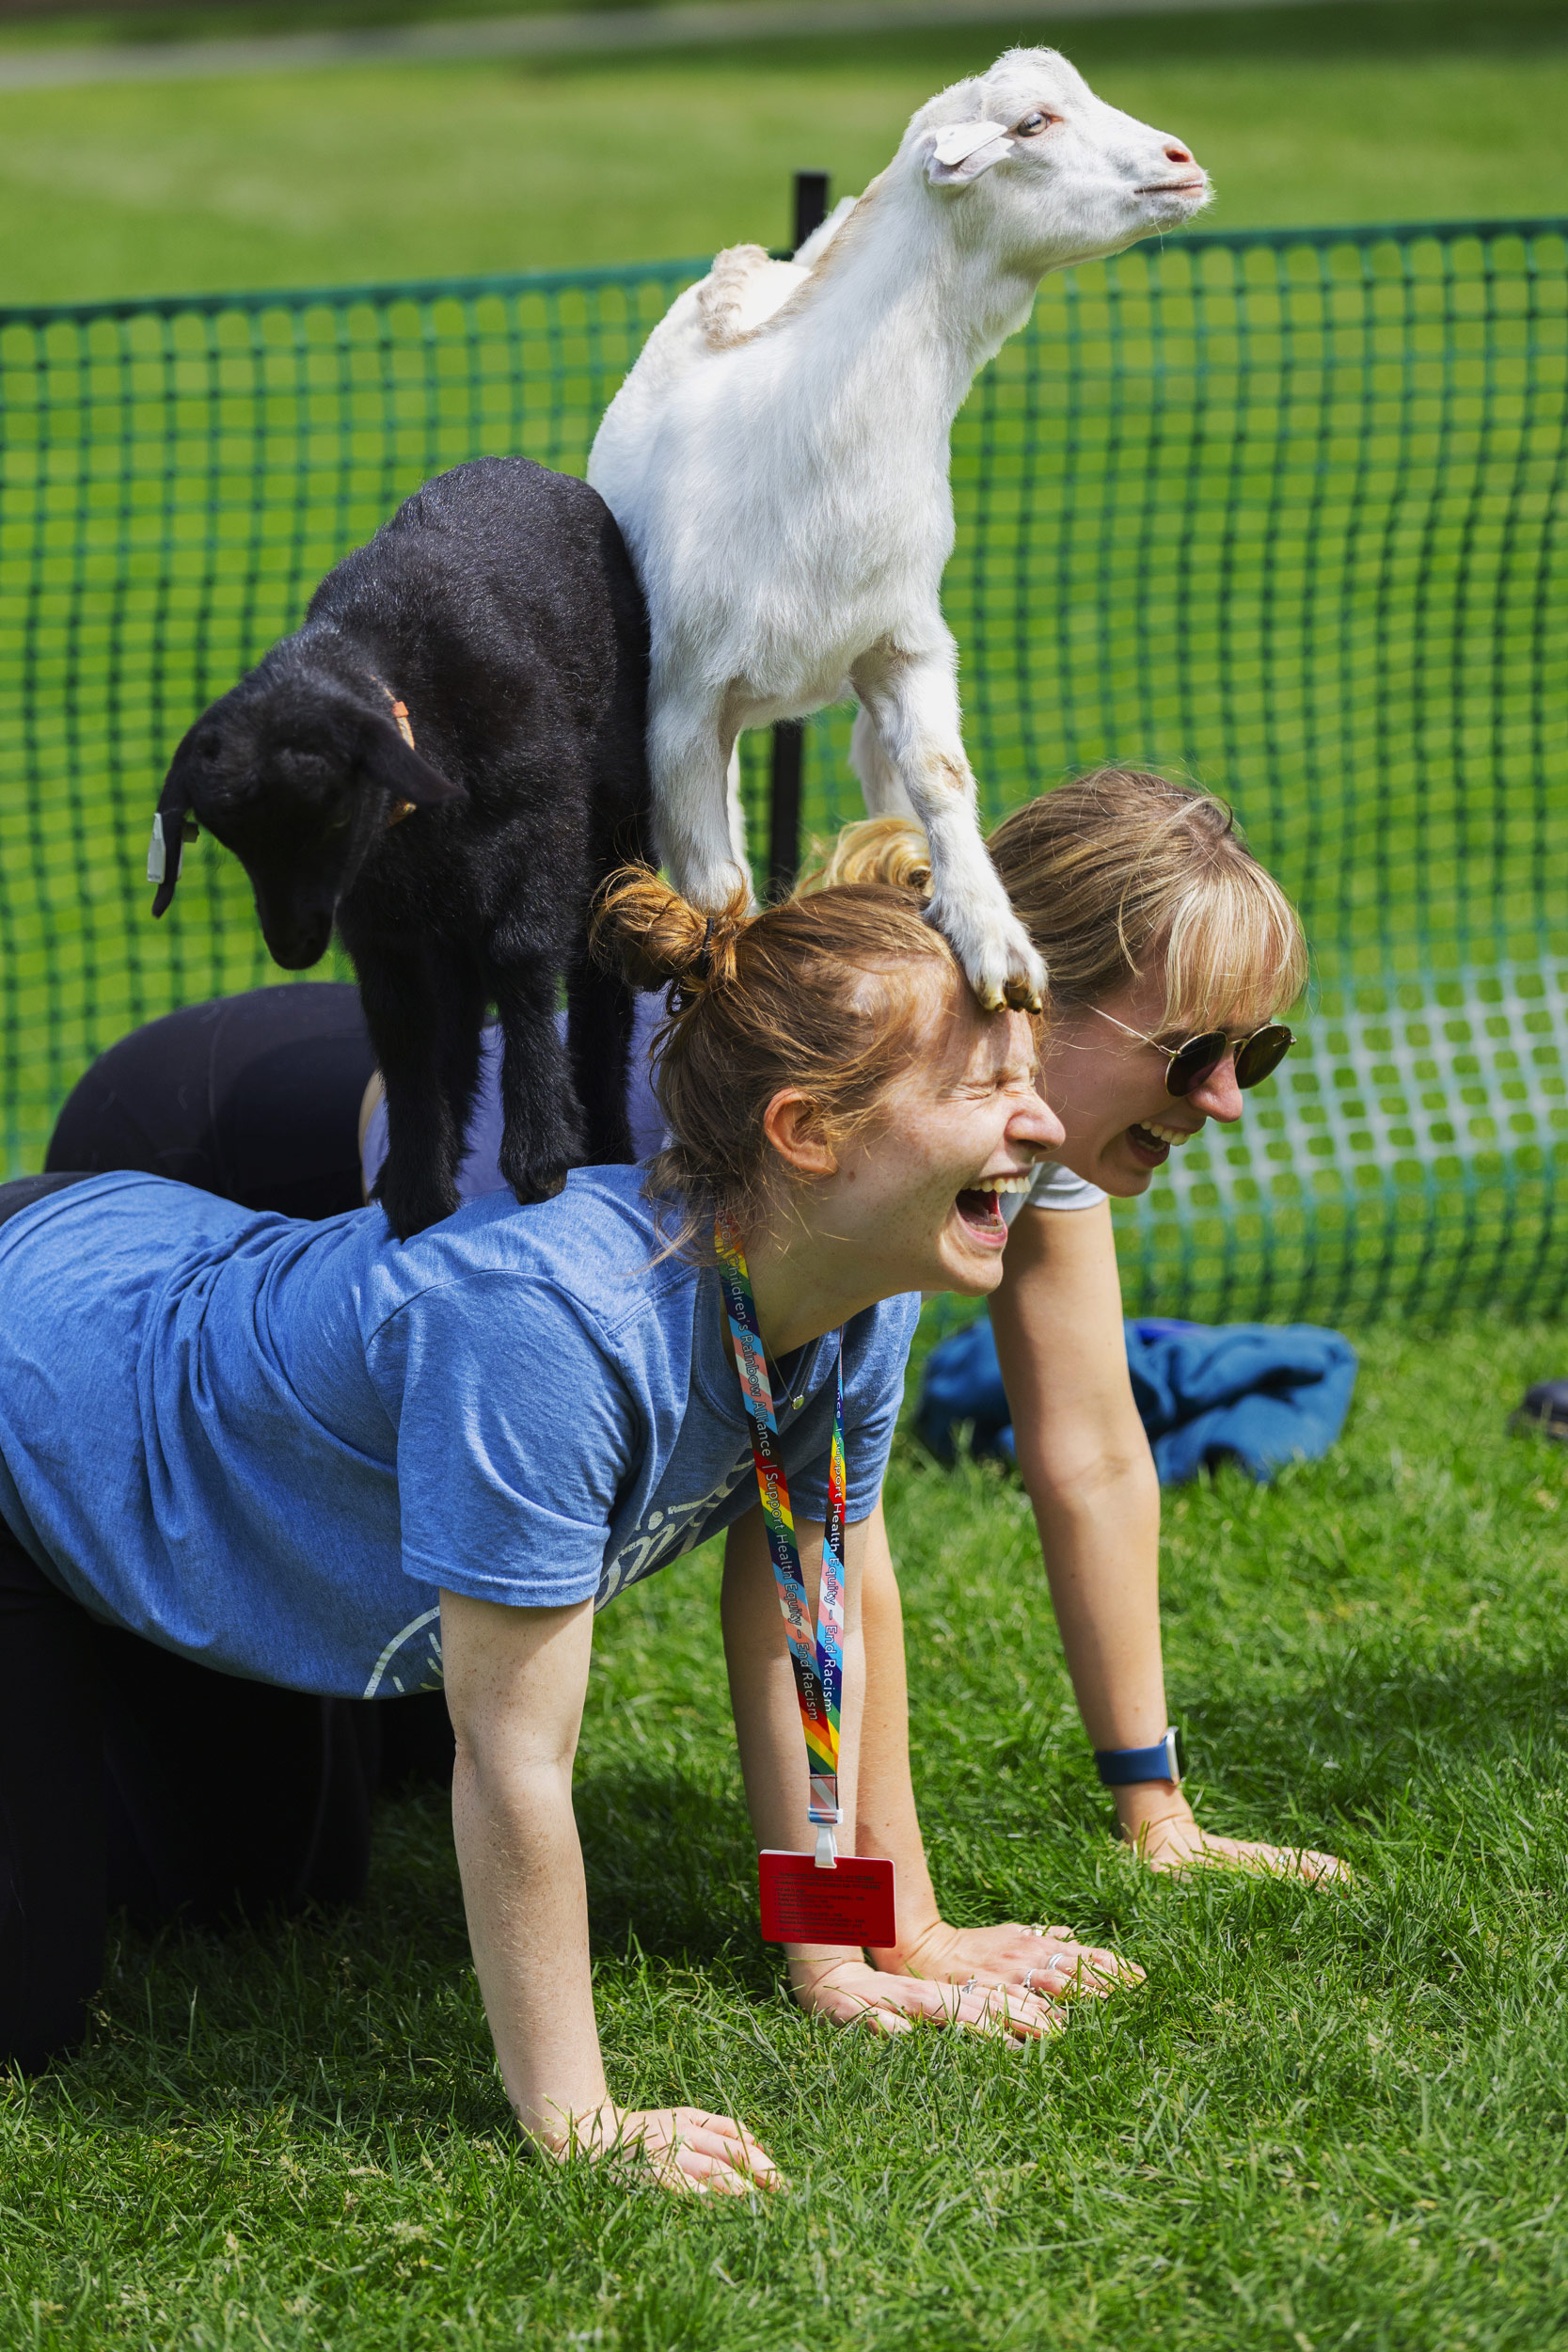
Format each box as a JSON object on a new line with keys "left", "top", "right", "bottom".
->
{"left": 389, "top": 699, "right": 416, "bottom": 750}
{"left": 758, "top": 1850, "right": 895, "bottom": 1947}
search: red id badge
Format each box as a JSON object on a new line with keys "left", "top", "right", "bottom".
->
{"left": 758, "top": 1850, "right": 896, "bottom": 1947}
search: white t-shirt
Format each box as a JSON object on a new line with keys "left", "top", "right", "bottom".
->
{"left": 361, "top": 998, "right": 1109, "bottom": 1220}
{"left": 1004, "top": 1160, "right": 1106, "bottom": 1219}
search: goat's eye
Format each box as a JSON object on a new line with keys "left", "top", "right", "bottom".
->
{"left": 1016, "top": 111, "right": 1053, "bottom": 135}
{"left": 325, "top": 811, "right": 353, "bottom": 835}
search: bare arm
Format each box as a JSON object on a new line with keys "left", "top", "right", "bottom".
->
{"left": 440, "top": 1586, "right": 783, "bottom": 2189}
{"left": 989, "top": 1202, "right": 1342, "bottom": 1881}
{"left": 721, "top": 1505, "right": 1061, "bottom": 2037}
{"left": 989, "top": 1200, "right": 1170, "bottom": 1802}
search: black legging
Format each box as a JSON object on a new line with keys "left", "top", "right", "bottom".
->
{"left": 46, "top": 981, "right": 375, "bottom": 1219}
{"left": 1, "top": 988, "right": 452, "bottom": 2073}
{"left": 0, "top": 1506, "right": 378, "bottom": 2073}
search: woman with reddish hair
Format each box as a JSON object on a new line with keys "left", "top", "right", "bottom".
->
{"left": 2, "top": 869, "right": 1095, "bottom": 2186}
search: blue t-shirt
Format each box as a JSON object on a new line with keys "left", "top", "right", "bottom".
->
{"left": 0, "top": 1168, "right": 918, "bottom": 1701}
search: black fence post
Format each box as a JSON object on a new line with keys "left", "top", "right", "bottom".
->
{"left": 767, "top": 168, "right": 831, "bottom": 904}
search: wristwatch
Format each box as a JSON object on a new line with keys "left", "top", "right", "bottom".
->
{"left": 1094, "top": 1726, "right": 1180, "bottom": 1786}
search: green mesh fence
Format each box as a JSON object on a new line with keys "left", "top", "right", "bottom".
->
{"left": 3, "top": 219, "right": 1565, "bottom": 1322}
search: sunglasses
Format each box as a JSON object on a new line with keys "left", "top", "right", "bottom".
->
{"left": 1092, "top": 1006, "right": 1295, "bottom": 1099}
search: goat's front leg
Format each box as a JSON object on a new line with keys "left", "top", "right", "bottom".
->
{"left": 851, "top": 642, "right": 1045, "bottom": 1012}
{"left": 647, "top": 679, "right": 754, "bottom": 913}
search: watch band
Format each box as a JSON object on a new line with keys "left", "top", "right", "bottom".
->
{"left": 1094, "top": 1726, "right": 1180, "bottom": 1786}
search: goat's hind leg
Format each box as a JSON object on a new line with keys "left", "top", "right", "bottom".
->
{"left": 851, "top": 642, "right": 1045, "bottom": 1013}
{"left": 724, "top": 741, "right": 750, "bottom": 871}
{"left": 849, "top": 703, "right": 917, "bottom": 819}
{"left": 565, "top": 950, "right": 639, "bottom": 1167}
{"left": 490, "top": 959, "right": 587, "bottom": 1205}
{"left": 648, "top": 689, "right": 754, "bottom": 914}
{"left": 353, "top": 938, "right": 466, "bottom": 1239}
{"left": 434, "top": 960, "right": 489, "bottom": 1200}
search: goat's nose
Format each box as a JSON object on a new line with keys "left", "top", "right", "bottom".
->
{"left": 1164, "top": 143, "right": 1194, "bottom": 165}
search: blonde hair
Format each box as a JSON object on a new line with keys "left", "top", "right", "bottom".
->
{"left": 595, "top": 866, "right": 969, "bottom": 1241}
{"left": 807, "top": 770, "right": 1307, "bottom": 1031}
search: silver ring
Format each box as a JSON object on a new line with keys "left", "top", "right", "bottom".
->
{"left": 959, "top": 1976, "right": 979, "bottom": 1995}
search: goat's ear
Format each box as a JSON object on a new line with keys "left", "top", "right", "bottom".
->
{"left": 926, "top": 119, "right": 1012, "bottom": 186}
{"left": 360, "top": 718, "right": 467, "bottom": 808}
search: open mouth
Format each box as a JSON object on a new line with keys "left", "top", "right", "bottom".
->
{"left": 956, "top": 1187, "right": 1004, "bottom": 1239}
{"left": 1127, "top": 1120, "right": 1194, "bottom": 1165}
{"left": 955, "top": 1173, "right": 1033, "bottom": 1241}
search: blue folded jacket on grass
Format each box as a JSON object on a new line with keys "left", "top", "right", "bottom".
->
{"left": 915, "top": 1314, "right": 1358, "bottom": 1486}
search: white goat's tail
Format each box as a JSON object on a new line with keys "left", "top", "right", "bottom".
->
{"left": 695, "top": 245, "right": 777, "bottom": 350}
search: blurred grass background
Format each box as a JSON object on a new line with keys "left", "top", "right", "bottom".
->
{"left": 0, "top": 0, "right": 1562, "bottom": 305}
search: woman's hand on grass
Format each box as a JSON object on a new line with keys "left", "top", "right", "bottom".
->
{"left": 1119, "top": 1791, "right": 1347, "bottom": 1883}
{"left": 545, "top": 2103, "right": 786, "bottom": 2195}
{"left": 874, "top": 1916, "right": 1139, "bottom": 1997}
{"left": 788, "top": 1954, "right": 1066, "bottom": 2040}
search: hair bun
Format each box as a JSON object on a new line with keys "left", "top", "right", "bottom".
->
{"left": 594, "top": 866, "right": 751, "bottom": 995}
{"left": 798, "top": 816, "right": 933, "bottom": 901}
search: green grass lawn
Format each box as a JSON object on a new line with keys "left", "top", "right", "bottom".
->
{"left": 0, "top": 0, "right": 1563, "bottom": 305}
{"left": 7, "top": 1311, "right": 1568, "bottom": 2347}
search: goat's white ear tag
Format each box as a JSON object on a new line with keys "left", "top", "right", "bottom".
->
{"left": 932, "top": 119, "right": 1009, "bottom": 167}
{"left": 928, "top": 119, "right": 1011, "bottom": 183}
{"left": 146, "top": 814, "right": 191, "bottom": 886}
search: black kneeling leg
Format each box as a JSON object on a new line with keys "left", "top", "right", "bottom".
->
{"left": 0, "top": 1527, "right": 107, "bottom": 2074}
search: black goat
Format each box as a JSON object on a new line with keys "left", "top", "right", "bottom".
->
{"left": 150, "top": 455, "right": 651, "bottom": 1240}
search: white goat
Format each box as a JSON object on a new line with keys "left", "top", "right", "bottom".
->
{"left": 588, "top": 47, "right": 1210, "bottom": 1008}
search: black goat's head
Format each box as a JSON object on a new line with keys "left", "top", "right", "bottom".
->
{"left": 154, "top": 665, "right": 466, "bottom": 970}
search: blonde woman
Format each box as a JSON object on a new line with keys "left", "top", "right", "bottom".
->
{"left": 816, "top": 771, "right": 1345, "bottom": 1963}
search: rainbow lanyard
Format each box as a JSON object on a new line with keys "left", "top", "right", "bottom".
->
{"left": 715, "top": 1214, "right": 847, "bottom": 1860}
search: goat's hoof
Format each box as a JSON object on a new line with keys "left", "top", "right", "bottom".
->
{"left": 1003, "top": 977, "right": 1045, "bottom": 1014}
{"left": 372, "top": 1167, "right": 461, "bottom": 1242}
{"left": 508, "top": 1168, "right": 568, "bottom": 1206}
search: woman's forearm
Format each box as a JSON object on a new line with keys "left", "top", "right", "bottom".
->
{"left": 848, "top": 1504, "right": 944, "bottom": 1965}
{"left": 1019, "top": 1454, "right": 1166, "bottom": 1753}
{"left": 451, "top": 1744, "right": 609, "bottom": 2146}
{"left": 1019, "top": 1456, "right": 1194, "bottom": 1845}
{"left": 988, "top": 1203, "right": 1186, "bottom": 1843}
{"left": 441, "top": 1588, "right": 613, "bottom": 2150}
{"left": 838, "top": 1500, "right": 1138, "bottom": 1994}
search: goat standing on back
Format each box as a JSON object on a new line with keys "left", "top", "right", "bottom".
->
{"left": 150, "top": 456, "right": 651, "bottom": 1240}
{"left": 588, "top": 45, "right": 1210, "bottom": 1009}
